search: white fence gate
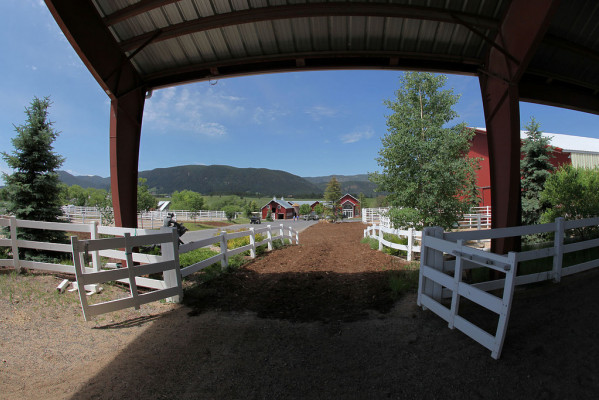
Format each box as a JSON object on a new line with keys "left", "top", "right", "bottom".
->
{"left": 418, "top": 216, "right": 599, "bottom": 359}
{"left": 71, "top": 228, "right": 183, "bottom": 321}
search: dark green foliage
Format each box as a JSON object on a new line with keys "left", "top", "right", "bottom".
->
{"left": 137, "top": 178, "right": 156, "bottom": 212}
{"left": 370, "top": 72, "right": 479, "bottom": 230}
{"left": 1, "top": 97, "right": 66, "bottom": 258}
{"left": 171, "top": 189, "right": 204, "bottom": 211}
{"left": 324, "top": 177, "right": 343, "bottom": 221}
{"left": 137, "top": 165, "right": 322, "bottom": 197}
{"left": 223, "top": 205, "right": 237, "bottom": 221}
{"left": 541, "top": 166, "right": 599, "bottom": 239}
{"left": 382, "top": 233, "right": 409, "bottom": 257}
{"left": 521, "top": 118, "right": 554, "bottom": 226}
{"left": 304, "top": 174, "right": 379, "bottom": 197}
{"left": 299, "top": 203, "right": 311, "bottom": 215}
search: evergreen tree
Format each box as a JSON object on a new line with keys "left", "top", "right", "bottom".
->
{"left": 2, "top": 97, "right": 66, "bottom": 256}
{"left": 324, "top": 177, "right": 343, "bottom": 221}
{"left": 521, "top": 117, "right": 554, "bottom": 226}
{"left": 370, "top": 72, "right": 479, "bottom": 229}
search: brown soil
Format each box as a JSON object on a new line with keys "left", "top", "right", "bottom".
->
{"left": 1, "top": 222, "right": 598, "bottom": 399}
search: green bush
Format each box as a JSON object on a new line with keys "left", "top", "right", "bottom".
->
{"left": 388, "top": 268, "right": 420, "bottom": 299}
{"left": 382, "top": 233, "right": 408, "bottom": 257}
{"left": 360, "top": 236, "right": 379, "bottom": 250}
{"left": 179, "top": 247, "right": 219, "bottom": 269}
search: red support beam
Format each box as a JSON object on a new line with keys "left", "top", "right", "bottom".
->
{"left": 110, "top": 89, "right": 146, "bottom": 228}
{"left": 478, "top": 0, "right": 560, "bottom": 254}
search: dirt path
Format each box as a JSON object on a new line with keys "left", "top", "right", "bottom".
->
{"left": 1, "top": 222, "right": 599, "bottom": 399}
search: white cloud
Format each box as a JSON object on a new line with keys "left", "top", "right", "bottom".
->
{"left": 305, "top": 106, "right": 338, "bottom": 120}
{"left": 252, "top": 106, "right": 288, "bottom": 124}
{"left": 143, "top": 86, "right": 244, "bottom": 136}
{"left": 340, "top": 127, "right": 374, "bottom": 144}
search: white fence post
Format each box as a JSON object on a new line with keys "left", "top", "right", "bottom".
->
{"left": 295, "top": 229, "right": 299, "bottom": 244}
{"left": 407, "top": 227, "right": 414, "bottom": 262}
{"left": 9, "top": 216, "right": 21, "bottom": 273}
{"left": 267, "top": 225, "right": 273, "bottom": 251}
{"left": 220, "top": 231, "right": 228, "bottom": 271}
{"left": 289, "top": 226, "right": 294, "bottom": 244}
{"left": 378, "top": 225, "right": 384, "bottom": 251}
{"left": 249, "top": 227, "right": 256, "bottom": 258}
{"left": 552, "top": 217, "right": 565, "bottom": 283}
{"left": 420, "top": 226, "right": 444, "bottom": 301}
{"left": 160, "top": 226, "right": 183, "bottom": 303}
{"left": 90, "top": 221, "right": 100, "bottom": 272}
{"left": 280, "top": 224, "right": 284, "bottom": 242}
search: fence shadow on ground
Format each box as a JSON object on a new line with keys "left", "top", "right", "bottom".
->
{"left": 68, "top": 268, "right": 599, "bottom": 400}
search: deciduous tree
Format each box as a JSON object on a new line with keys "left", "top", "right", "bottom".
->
{"left": 370, "top": 72, "right": 479, "bottom": 229}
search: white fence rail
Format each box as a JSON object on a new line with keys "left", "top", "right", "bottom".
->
{"left": 363, "top": 206, "right": 492, "bottom": 230}
{"left": 361, "top": 208, "right": 390, "bottom": 224}
{"left": 1, "top": 216, "right": 299, "bottom": 319}
{"left": 363, "top": 225, "right": 422, "bottom": 261}
{"left": 71, "top": 229, "right": 183, "bottom": 321}
{"left": 418, "top": 216, "right": 599, "bottom": 359}
{"left": 61, "top": 206, "right": 233, "bottom": 226}
{"left": 178, "top": 224, "right": 299, "bottom": 277}
{"left": 458, "top": 206, "right": 492, "bottom": 229}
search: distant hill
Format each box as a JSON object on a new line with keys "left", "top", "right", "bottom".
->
{"left": 59, "top": 165, "right": 323, "bottom": 197}
{"left": 57, "top": 171, "right": 110, "bottom": 190}
{"left": 303, "top": 174, "right": 380, "bottom": 196}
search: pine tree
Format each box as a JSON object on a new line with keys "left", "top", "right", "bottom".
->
{"left": 370, "top": 72, "right": 479, "bottom": 229}
{"left": 324, "top": 177, "right": 343, "bottom": 221}
{"left": 2, "top": 97, "right": 66, "bottom": 257}
{"left": 521, "top": 117, "right": 554, "bottom": 226}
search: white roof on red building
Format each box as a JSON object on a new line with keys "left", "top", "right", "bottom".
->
{"left": 476, "top": 128, "right": 599, "bottom": 155}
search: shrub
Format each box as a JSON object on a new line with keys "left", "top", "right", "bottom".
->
{"left": 382, "top": 233, "right": 408, "bottom": 257}
{"left": 360, "top": 236, "right": 379, "bottom": 250}
{"left": 179, "top": 247, "right": 219, "bottom": 269}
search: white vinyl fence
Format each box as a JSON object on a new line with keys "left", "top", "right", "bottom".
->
{"left": 361, "top": 208, "right": 390, "bottom": 224}
{"left": 363, "top": 225, "right": 421, "bottom": 261}
{"left": 1, "top": 216, "right": 299, "bottom": 319}
{"left": 178, "top": 224, "right": 298, "bottom": 277}
{"left": 418, "top": 216, "right": 599, "bottom": 359}
{"left": 62, "top": 206, "right": 232, "bottom": 226}
{"left": 458, "top": 206, "right": 492, "bottom": 230}
{"left": 72, "top": 229, "right": 183, "bottom": 321}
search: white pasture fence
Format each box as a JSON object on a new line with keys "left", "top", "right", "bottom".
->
{"left": 361, "top": 208, "right": 390, "bottom": 224}
{"left": 71, "top": 229, "right": 183, "bottom": 321}
{"left": 458, "top": 206, "right": 492, "bottom": 230}
{"left": 363, "top": 225, "right": 421, "bottom": 261}
{"left": 1, "top": 216, "right": 299, "bottom": 319}
{"left": 178, "top": 224, "right": 299, "bottom": 277}
{"left": 62, "top": 206, "right": 232, "bottom": 226}
{"left": 418, "top": 216, "right": 599, "bottom": 359}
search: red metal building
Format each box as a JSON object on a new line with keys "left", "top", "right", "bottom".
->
{"left": 469, "top": 128, "right": 571, "bottom": 208}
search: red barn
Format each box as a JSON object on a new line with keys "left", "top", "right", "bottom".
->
{"left": 261, "top": 197, "right": 296, "bottom": 220}
{"left": 339, "top": 193, "right": 360, "bottom": 218}
{"left": 470, "top": 128, "right": 571, "bottom": 208}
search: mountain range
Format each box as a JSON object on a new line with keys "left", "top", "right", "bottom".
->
{"left": 58, "top": 165, "right": 379, "bottom": 197}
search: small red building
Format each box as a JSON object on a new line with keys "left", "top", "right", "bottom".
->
{"left": 469, "top": 128, "right": 571, "bottom": 208}
{"left": 261, "top": 197, "right": 296, "bottom": 220}
{"left": 339, "top": 193, "right": 361, "bottom": 218}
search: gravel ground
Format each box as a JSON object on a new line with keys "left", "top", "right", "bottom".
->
{"left": 1, "top": 222, "right": 598, "bottom": 399}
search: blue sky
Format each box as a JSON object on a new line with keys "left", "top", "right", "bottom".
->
{"left": 2, "top": 1, "right": 599, "bottom": 179}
